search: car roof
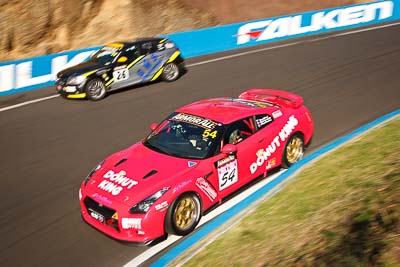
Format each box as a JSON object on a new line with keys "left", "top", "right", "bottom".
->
{"left": 176, "top": 97, "right": 279, "bottom": 124}
{"left": 106, "top": 38, "right": 166, "bottom": 49}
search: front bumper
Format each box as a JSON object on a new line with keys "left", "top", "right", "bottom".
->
{"left": 55, "top": 80, "right": 86, "bottom": 98}
{"left": 79, "top": 188, "right": 167, "bottom": 244}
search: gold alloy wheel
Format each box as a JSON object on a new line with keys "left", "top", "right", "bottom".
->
{"left": 286, "top": 136, "right": 304, "bottom": 164}
{"left": 174, "top": 196, "right": 197, "bottom": 230}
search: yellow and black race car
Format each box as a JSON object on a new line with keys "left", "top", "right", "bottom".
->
{"left": 55, "top": 38, "right": 185, "bottom": 101}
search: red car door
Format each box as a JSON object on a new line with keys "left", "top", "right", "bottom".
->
{"left": 249, "top": 113, "right": 283, "bottom": 175}
{"left": 206, "top": 116, "right": 269, "bottom": 198}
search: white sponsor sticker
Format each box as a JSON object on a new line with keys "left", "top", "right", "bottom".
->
{"left": 97, "top": 170, "right": 138, "bottom": 196}
{"left": 113, "top": 68, "right": 129, "bottom": 82}
{"left": 165, "top": 43, "right": 175, "bottom": 49}
{"left": 272, "top": 110, "right": 282, "bottom": 119}
{"left": 171, "top": 113, "right": 218, "bottom": 129}
{"left": 196, "top": 177, "right": 217, "bottom": 201}
{"left": 89, "top": 209, "right": 104, "bottom": 223}
{"left": 256, "top": 115, "right": 273, "bottom": 127}
{"left": 121, "top": 218, "right": 142, "bottom": 229}
{"left": 218, "top": 158, "right": 238, "bottom": 191}
{"left": 64, "top": 86, "right": 77, "bottom": 93}
{"left": 155, "top": 201, "right": 169, "bottom": 211}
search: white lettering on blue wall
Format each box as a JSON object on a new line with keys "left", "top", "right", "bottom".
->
{"left": 237, "top": 1, "right": 394, "bottom": 44}
{"left": 0, "top": 50, "right": 95, "bottom": 93}
{"left": 0, "top": 65, "right": 14, "bottom": 92}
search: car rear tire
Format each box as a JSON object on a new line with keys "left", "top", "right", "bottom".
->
{"left": 165, "top": 193, "right": 201, "bottom": 236}
{"left": 86, "top": 78, "right": 106, "bottom": 101}
{"left": 282, "top": 133, "right": 304, "bottom": 168}
{"left": 161, "top": 62, "right": 180, "bottom": 82}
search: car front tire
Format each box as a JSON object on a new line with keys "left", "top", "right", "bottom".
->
{"left": 165, "top": 193, "right": 202, "bottom": 236}
{"left": 282, "top": 133, "right": 304, "bottom": 168}
{"left": 86, "top": 78, "right": 106, "bottom": 101}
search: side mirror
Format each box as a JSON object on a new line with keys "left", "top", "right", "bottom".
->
{"left": 117, "top": 56, "right": 128, "bottom": 63}
{"left": 150, "top": 123, "right": 158, "bottom": 131}
{"left": 221, "top": 144, "right": 237, "bottom": 154}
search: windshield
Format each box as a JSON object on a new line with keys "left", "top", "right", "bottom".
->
{"left": 144, "top": 113, "right": 223, "bottom": 159}
{"left": 90, "top": 46, "right": 121, "bottom": 64}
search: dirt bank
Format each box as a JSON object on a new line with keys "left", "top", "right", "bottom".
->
{"left": 0, "top": 0, "right": 370, "bottom": 61}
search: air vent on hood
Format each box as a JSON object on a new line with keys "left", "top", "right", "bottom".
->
{"left": 114, "top": 158, "right": 127, "bottom": 167}
{"left": 143, "top": 170, "right": 158, "bottom": 179}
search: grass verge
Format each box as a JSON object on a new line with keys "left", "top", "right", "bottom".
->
{"left": 174, "top": 117, "right": 400, "bottom": 266}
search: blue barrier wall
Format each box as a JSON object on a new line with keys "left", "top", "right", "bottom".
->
{"left": 0, "top": 0, "right": 399, "bottom": 96}
{"left": 0, "top": 46, "right": 101, "bottom": 96}
{"left": 164, "top": 0, "right": 399, "bottom": 58}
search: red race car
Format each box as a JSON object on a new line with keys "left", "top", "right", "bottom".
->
{"left": 79, "top": 89, "right": 314, "bottom": 245}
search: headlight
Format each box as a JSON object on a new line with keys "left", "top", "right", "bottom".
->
{"left": 68, "top": 75, "right": 86, "bottom": 85}
{"left": 129, "top": 187, "right": 170, "bottom": 214}
{"left": 84, "top": 161, "right": 104, "bottom": 186}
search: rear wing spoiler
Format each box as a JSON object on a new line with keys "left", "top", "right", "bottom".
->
{"left": 239, "top": 89, "right": 304, "bottom": 109}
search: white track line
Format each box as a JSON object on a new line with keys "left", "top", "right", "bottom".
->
{"left": 125, "top": 171, "right": 284, "bottom": 267}
{"left": 186, "top": 21, "right": 400, "bottom": 67}
{"left": 1, "top": 21, "right": 399, "bottom": 114}
{"left": 0, "top": 94, "right": 59, "bottom": 112}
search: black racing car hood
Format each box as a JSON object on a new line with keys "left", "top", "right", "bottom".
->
{"left": 57, "top": 60, "right": 109, "bottom": 78}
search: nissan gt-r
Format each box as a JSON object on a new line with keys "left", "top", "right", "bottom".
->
{"left": 79, "top": 89, "right": 314, "bottom": 244}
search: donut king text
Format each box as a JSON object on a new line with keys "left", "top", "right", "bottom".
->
{"left": 250, "top": 115, "right": 298, "bottom": 174}
{"left": 97, "top": 170, "right": 138, "bottom": 196}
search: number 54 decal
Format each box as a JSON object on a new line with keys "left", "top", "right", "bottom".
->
{"left": 217, "top": 159, "right": 238, "bottom": 191}
{"left": 203, "top": 129, "right": 218, "bottom": 139}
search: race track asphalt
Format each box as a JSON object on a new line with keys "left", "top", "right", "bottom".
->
{"left": 0, "top": 24, "right": 399, "bottom": 267}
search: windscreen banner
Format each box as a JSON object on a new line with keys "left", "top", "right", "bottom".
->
{"left": 1, "top": 0, "right": 399, "bottom": 96}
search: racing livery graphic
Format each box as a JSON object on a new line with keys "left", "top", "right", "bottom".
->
{"left": 79, "top": 89, "right": 314, "bottom": 244}
{"left": 55, "top": 38, "right": 185, "bottom": 100}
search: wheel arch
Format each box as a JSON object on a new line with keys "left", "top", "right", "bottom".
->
{"left": 292, "top": 130, "right": 304, "bottom": 140}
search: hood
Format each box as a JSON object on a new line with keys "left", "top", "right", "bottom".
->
{"left": 57, "top": 60, "right": 107, "bottom": 78}
{"left": 85, "top": 142, "right": 200, "bottom": 206}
